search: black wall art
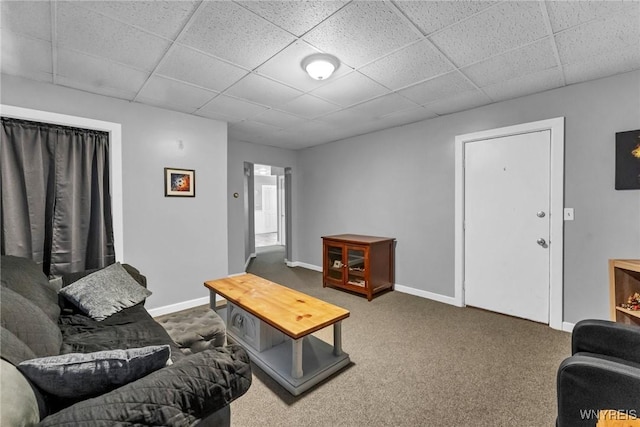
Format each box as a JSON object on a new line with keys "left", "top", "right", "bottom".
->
{"left": 615, "top": 129, "right": 640, "bottom": 190}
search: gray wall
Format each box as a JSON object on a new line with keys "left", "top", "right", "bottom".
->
{"left": 1, "top": 74, "right": 228, "bottom": 311}
{"left": 296, "top": 71, "right": 640, "bottom": 324}
{"left": 227, "top": 139, "right": 297, "bottom": 274}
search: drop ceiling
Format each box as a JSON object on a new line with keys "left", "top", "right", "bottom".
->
{"left": 2, "top": 1, "right": 639, "bottom": 149}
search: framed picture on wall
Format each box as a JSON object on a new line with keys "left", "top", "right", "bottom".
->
{"left": 164, "top": 167, "right": 195, "bottom": 197}
{"left": 615, "top": 130, "right": 640, "bottom": 190}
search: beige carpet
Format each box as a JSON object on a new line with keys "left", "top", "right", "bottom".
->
{"left": 224, "top": 246, "right": 570, "bottom": 426}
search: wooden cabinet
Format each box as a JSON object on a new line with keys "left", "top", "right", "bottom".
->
{"left": 322, "top": 234, "right": 395, "bottom": 301}
{"left": 609, "top": 259, "right": 640, "bottom": 325}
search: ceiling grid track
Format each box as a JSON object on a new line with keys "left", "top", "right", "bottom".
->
{"left": 384, "top": 0, "right": 493, "bottom": 105}
{"left": 132, "top": 0, "right": 207, "bottom": 103}
{"left": 539, "top": 1, "right": 567, "bottom": 86}
{"left": 50, "top": 0, "right": 58, "bottom": 85}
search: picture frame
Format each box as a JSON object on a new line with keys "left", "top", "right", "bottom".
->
{"left": 164, "top": 167, "right": 195, "bottom": 197}
{"left": 615, "top": 130, "right": 640, "bottom": 190}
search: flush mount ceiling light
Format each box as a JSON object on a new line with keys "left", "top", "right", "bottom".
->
{"left": 301, "top": 53, "right": 340, "bottom": 81}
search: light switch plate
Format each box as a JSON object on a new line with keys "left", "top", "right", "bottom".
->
{"left": 564, "top": 208, "right": 574, "bottom": 221}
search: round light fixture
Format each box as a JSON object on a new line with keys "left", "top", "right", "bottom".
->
{"left": 301, "top": 53, "right": 340, "bottom": 81}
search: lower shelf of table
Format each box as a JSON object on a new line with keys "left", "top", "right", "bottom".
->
{"left": 228, "top": 332, "right": 350, "bottom": 396}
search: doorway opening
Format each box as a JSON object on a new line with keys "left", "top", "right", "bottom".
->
{"left": 254, "top": 164, "right": 285, "bottom": 249}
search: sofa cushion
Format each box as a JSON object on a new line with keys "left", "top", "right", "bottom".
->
{"left": 59, "top": 262, "right": 152, "bottom": 321}
{"left": 0, "top": 359, "right": 42, "bottom": 427}
{"left": 1, "top": 327, "right": 37, "bottom": 365}
{"left": 1, "top": 255, "right": 60, "bottom": 322}
{"left": 1, "top": 287, "right": 62, "bottom": 357}
{"left": 18, "top": 345, "right": 171, "bottom": 399}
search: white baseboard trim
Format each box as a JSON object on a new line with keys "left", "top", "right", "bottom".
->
{"left": 228, "top": 272, "right": 246, "bottom": 277}
{"left": 244, "top": 253, "right": 256, "bottom": 271}
{"left": 287, "top": 261, "right": 322, "bottom": 272}
{"left": 394, "top": 284, "right": 460, "bottom": 306}
{"left": 148, "top": 296, "right": 209, "bottom": 318}
{"left": 562, "top": 322, "right": 575, "bottom": 333}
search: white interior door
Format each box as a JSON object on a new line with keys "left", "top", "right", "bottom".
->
{"left": 464, "top": 130, "right": 551, "bottom": 323}
{"left": 262, "top": 184, "right": 277, "bottom": 233}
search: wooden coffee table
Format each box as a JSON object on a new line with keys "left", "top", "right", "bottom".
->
{"left": 204, "top": 273, "right": 350, "bottom": 396}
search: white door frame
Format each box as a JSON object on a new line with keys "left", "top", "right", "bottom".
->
{"left": 454, "top": 117, "right": 565, "bottom": 330}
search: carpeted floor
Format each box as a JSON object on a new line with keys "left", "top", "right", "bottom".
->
{"left": 195, "top": 247, "right": 571, "bottom": 426}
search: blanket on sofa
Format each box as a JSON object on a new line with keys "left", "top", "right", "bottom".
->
{"left": 38, "top": 345, "right": 251, "bottom": 426}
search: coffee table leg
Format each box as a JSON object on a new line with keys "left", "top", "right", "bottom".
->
{"left": 292, "top": 338, "right": 303, "bottom": 379}
{"left": 209, "top": 291, "right": 217, "bottom": 310}
{"left": 333, "top": 321, "right": 343, "bottom": 356}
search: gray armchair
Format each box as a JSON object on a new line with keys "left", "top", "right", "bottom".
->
{"left": 557, "top": 319, "right": 640, "bottom": 426}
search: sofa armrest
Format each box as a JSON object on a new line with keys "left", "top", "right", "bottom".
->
{"left": 38, "top": 345, "right": 252, "bottom": 426}
{"left": 572, "top": 319, "right": 640, "bottom": 364}
{"left": 557, "top": 353, "right": 640, "bottom": 427}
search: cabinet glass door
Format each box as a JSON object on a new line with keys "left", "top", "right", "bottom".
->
{"left": 347, "top": 247, "right": 366, "bottom": 287}
{"left": 326, "top": 244, "right": 344, "bottom": 282}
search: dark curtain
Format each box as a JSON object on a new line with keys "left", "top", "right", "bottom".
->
{"left": 1, "top": 117, "right": 115, "bottom": 276}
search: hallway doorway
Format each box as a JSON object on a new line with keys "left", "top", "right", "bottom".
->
{"left": 254, "top": 164, "right": 284, "bottom": 249}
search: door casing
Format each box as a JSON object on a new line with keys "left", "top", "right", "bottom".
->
{"left": 454, "top": 117, "right": 565, "bottom": 330}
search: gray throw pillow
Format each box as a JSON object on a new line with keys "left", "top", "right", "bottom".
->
{"left": 0, "top": 287, "right": 63, "bottom": 358}
{"left": 1, "top": 327, "right": 37, "bottom": 365}
{"left": 58, "top": 262, "right": 152, "bottom": 321}
{"left": 17, "top": 345, "right": 170, "bottom": 399}
{"left": 1, "top": 255, "right": 61, "bottom": 322}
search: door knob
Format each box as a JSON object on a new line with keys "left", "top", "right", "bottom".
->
{"left": 537, "top": 238, "right": 546, "bottom": 247}
{"left": 537, "top": 211, "right": 546, "bottom": 218}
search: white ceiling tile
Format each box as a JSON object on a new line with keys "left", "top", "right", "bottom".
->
{"left": 564, "top": 47, "right": 640, "bottom": 85}
{"left": 194, "top": 109, "right": 239, "bottom": 123}
{"left": 463, "top": 38, "right": 558, "bottom": 87}
{"left": 77, "top": 1, "right": 199, "bottom": 40}
{"left": 310, "top": 71, "right": 389, "bottom": 107}
{"left": 394, "top": 1, "right": 499, "bottom": 36}
{"left": 302, "top": 1, "right": 420, "bottom": 68}
{"left": 278, "top": 94, "right": 341, "bottom": 119}
{"left": 378, "top": 106, "right": 438, "bottom": 127}
{"left": 430, "top": 1, "right": 548, "bottom": 67}
{"left": 423, "top": 89, "right": 490, "bottom": 115}
{"left": 0, "top": 30, "right": 52, "bottom": 82}
{"left": 57, "top": 48, "right": 149, "bottom": 100}
{"left": 351, "top": 93, "right": 419, "bottom": 118}
{"left": 1, "top": 0, "right": 51, "bottom": 41}
{"left": 157, "top": 45, "right": 248, "bottom": 92}
{"left": 229, "top": 120, "right": 281, "bottom": 143}
{"left": 555, "top": 11, "right": 640, "bottom": 66}
{"left": 359, "top": 40, "right": 454, "bottom": 90}
{"left": 483, "top": 68, "right": 564, "bottom": 102}
{"left": 256, "top": 40, "right": 351, "bottom": 92}
{"left": 319, "top": 108, "right": 374, "bottom": 127}
{"left": 134, "top": 97, "right": 197, "bottom": 115}
{"left": 180, "top": 1, "right": 296, "bottom": 69}
{"left": 225, "top": 74, "right": 303, "bottom": 107}
{"left": 57, "top": 2, "right": 170, "bottom": 72}
{"left": 399, "top": 72, "right": 476, "bottom": 105}
{"left": 546, "top": 1, "right": 639, "bottom": 33}
{"left": 199, "top": 94, "right": 268, "bottom": 120}
{"left": 237, "top": 1, "right": 348, "bottom": 37}
{"left": 252, "top": 109, "right": 307, "bottom": 129}
{"left": 137, "top": 75, "right": 217, "bottom": 110}
{"left": 286, "top": 119, "right": 338, "bottom": 135}
{"left": 57, "top": 77, "right": 136, "bottom": 102}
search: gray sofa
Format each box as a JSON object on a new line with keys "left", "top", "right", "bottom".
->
{"left": 0, "top": 255, "right": 251, "bottom": 426}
